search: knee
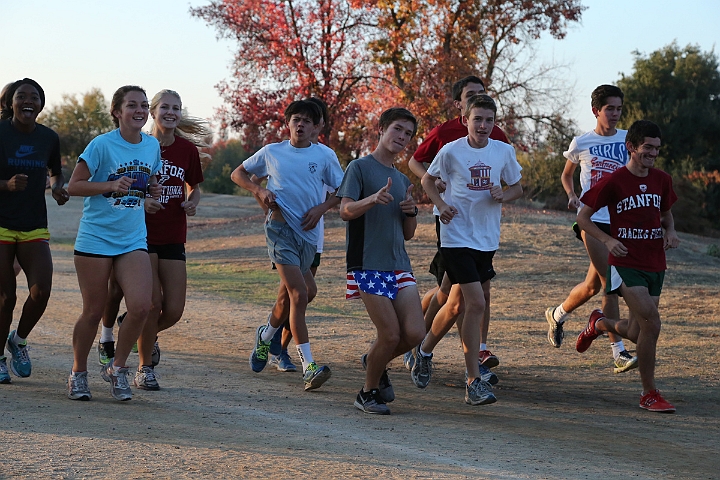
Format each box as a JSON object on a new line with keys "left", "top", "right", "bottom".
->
{"left": 407, "top": 325, "right": 426, "bottom": 347}
{"left": 584, "top": 281, "right": 601, "bottom": 297}
{"left": 0, "top": 290, "right": 17, "bottom": 311}
{"left": 446, "top": 300, "right": 464, "bottom": 317}
{"left": 128, "top": 303, "right": 151, "bottom": 322}
{"left": 462, "top": 296, "right": 483, "bottom": 313}
{"left": 28, "top": 282, "right": 52, "bottom": 303}
{"left": 162, "top": 304, "right": 184, "bottom": 325}
{"left": 638, "top": 313, "right": 661, "bottom": 339}
{"left": 307, "top": 284, "right": 318, "bottom": 303}
{"left": 289, "top": 288, "right": 308, "bottom": 307}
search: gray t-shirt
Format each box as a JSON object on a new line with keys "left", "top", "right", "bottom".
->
{"left": 337, "top": 154, "right": 413, "bottom": 272}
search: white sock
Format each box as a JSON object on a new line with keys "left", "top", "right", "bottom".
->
{"left": 553, "top": 304, "right": 569, "bottom": 323}
{"left": 611, "top": 341, "right": 625, "bottom": 359}
{"left": 479, "top": 343, "right": 487, "bottom": 352}
{"left": 296, "top": 343, "right": 314, "bottom": 371}
{"left": 260, "top": 322, "right": 279, "bottom": 342}
{"left": 12, "top": 331, "right": 26, "bottom": 345}
{"left": 100, "top": 326, "right": 115, "bottom": 343}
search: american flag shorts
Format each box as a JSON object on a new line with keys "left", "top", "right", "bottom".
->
{"left": 346, "top": 270, "right": 416, "bottom": 300}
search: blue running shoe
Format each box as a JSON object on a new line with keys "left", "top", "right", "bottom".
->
{"left": 0, "top": 357, "right": 10, "bottom": 384}
{"left": 7, "top": 330, "right": 31, "bottom": 377}
{"left": 249, "top": 325, "right": 271, "bottom": 372}
{"left": 271, "top": 350, "right": 297, "bottom": 372}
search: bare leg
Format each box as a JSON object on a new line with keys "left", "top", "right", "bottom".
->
{"left": 422, "top": 284, "right": 464, "bottom": 353}
{"left": 13, "top": 242, "right": 53, "bottom": 339}
{"left": 274, "top": 264, "right": 311, "bottom": 344}
{"left": 360, "top": 286, "right": 425, "bottom": 390}
{"left": 458, "top": 282, "right": 486, "bottom": 383}
{"left": 0, "top": 244, "right": 19, "bottom": 351}
{"left": 596, "top": 286, "right": 661, "bottom": 393}
{"left": 110, "top": 251, "right": 153, "bottom": 368}
{"left": 424, "top": 273, "right": 453, "bottom": 332}
{"left": 101, "top": 270, "right": 124, "bottom": 330}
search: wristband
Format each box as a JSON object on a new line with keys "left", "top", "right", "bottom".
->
{"left": 405, "top": 206, "right": 418, "bottom": 217}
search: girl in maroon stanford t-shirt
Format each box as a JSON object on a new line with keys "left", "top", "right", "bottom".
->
{"left": 132, "top": 89, "right": 210, "bottom": 390}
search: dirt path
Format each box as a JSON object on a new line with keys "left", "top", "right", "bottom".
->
{"left": 1, "top": 193, "right": 718, "bottom": 479}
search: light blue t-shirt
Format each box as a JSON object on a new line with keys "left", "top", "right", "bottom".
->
{"left": 74, "top": 129, "right": 162, "bottom": 255}
{"left": 243, "top": 140, "right": 344, "bottom": 245}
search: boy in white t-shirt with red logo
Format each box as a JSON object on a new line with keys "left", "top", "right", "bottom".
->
{"left": 420, "top": 94, "right": 523, "bottom": 406}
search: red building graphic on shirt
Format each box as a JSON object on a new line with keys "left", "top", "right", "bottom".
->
{"left": 467, "top": 161, "right": 492, "bottom": 191}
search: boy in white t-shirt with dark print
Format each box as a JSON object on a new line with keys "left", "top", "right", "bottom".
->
{"left": 231, "top": 99, "right": 344, "bottom": 391}
{"left": 420, "top": 94, "right": 523, "bottom": 406}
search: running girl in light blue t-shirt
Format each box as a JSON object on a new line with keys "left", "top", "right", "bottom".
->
{"left": 67, "top": 86, "right": 162, "bottom": 403}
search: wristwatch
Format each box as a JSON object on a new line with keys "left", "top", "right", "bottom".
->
{"left": 405, "top": 206, "right": 418, "bottom": 217}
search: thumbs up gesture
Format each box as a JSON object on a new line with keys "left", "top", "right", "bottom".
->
{"left": 399, "top": 184, "right": 417, "bottom": 215}
{"left": 373, "top": 177, "right": 394, "bottom": 205}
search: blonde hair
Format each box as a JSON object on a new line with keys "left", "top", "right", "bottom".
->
{"left": 150, "top": 89, "right": 212, "bottom": 147}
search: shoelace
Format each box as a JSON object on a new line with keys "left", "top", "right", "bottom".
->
{"left": 115, "top": 370, "right": 131, "bottom": 389}
{"left": 143, "top": 368, "right": 157, "bottom": 382}
{"left": 73, "top": 373, "right": 89, "bottom": 392}
{"left": 419, "top": 356, "right": 432, "bottom": 376}
{"left": 17, "top": 345, "right": 31, "bottom": 364}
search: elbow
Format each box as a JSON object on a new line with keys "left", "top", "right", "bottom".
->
{"left": 67, "top": 181, "right": 79, "bottom": 197}
{"left": 339, "top": 208, "right": 352, "bottom": 222}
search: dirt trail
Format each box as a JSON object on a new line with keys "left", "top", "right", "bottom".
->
{"left": 1, "top": 193, "right": 718, "bottom": 479}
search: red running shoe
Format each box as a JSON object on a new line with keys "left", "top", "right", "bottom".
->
{"left": 639, "top": 390, "right": 676, "bottom": 413}
{"left": 576, "top": 309, "right": 604, "bottom": 353}
{"left": 478, "top": 350, "right": 499, "bottom": 369}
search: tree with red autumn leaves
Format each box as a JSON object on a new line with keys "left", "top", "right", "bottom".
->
{"left": 192, "top": 0, "right": 586, "bottom": 163}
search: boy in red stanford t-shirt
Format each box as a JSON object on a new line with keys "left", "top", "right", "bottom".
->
{"left": 575, "top": 120, "right": 679, "bottom": 413}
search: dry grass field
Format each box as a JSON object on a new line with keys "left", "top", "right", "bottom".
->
{"left": 1, "top": 193, "right": 718, "bottom": 479}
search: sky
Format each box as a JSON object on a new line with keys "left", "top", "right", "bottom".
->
{"left": 2, "top": 0, "right": 718, "bottom": 135}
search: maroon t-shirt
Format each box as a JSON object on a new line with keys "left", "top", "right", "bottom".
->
{"left": 580, "top": 166, "right": 677, "bottom": 272}
{"left": 413, "top": 117, "right": 510, "bottom": 164}
{"left": 146, "top": 136, "right": 204, "bottom": 245}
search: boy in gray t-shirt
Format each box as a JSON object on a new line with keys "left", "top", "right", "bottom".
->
{"left": 337, "top": 108, "right": 425, "bottom": 415}
{"left": 231, "top": 100, "right": 343, "bottom": 392}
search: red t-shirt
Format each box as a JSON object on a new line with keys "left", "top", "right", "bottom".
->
{"left": 580, "top": 166, "right": 677, "bottom": 272}
{"left": 146, "top": 136, "right": 204, "bottom": 245}
{"left": 413, "top": 117, "right": 510, "bottom": 164}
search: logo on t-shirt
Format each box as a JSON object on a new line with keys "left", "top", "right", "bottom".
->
{"left": 103, "top": 159, "right": 153, "bottom": 209}
{"left": 589, "top": 141, "right": 628, "bottom": 188}
{"left": 15, "top": 145, "right": 36, "bottom": 158}
{"left": 640, "top": 184, "right": 647, "bottom": 193}
{"left": 308, "top": 162, "right": 318, "bottom": 174}
{"left": 467, "top": 161, "right": 492, "bottom": 191}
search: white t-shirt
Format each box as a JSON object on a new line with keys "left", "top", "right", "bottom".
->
{"left": 242, "top": 140, "right": 344, "bottom": 245}
{"left": 315, "top": 183, "right": 336, "bottom": 253}
{"left": 563, "top": 129, "right": 628, "bottom": 223}
{"left": 427, "top": 137, "right": 522, "bottom": 251}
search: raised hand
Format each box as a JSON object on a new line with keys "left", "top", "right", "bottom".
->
{"left": 7, "top": 174, "right": 28, "bottom": 192}
{"left": 399, "top": 184, "right": 416, "bottom": 214}
{"left": 181, "top": 200, "right": 197, "bottom": 217}
{"left": 373, "top": 177, "right": 394, "bottom": 205}
{"left": 111, "top": 176, "right": 134, "bottom": 194}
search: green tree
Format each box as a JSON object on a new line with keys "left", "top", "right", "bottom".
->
{"left": 202, "top": 139, "right": 252, "bottom": 195}
{"left": 617, "top": 43, "right": 720, "bottom": 233}
{"left": 40, "top": 88, "right": 114, "bottom": 171}
{"left": 618, "top": 42, "right": 720, "bottom": 173}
